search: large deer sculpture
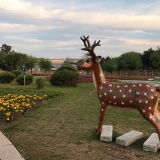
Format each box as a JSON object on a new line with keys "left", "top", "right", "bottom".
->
{"left": 77, "top": 35, "right": 160, "bottom": 141}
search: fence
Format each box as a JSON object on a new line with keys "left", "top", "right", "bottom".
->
{"left": 79, "top": 70, "right": 160, "bottom": 82}
{"left": 79, "top": 70, "right": 160, "bottom": 77}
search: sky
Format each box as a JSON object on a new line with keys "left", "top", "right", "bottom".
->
{"left": 0, "top": 0, "right": 160, "bottom": 59}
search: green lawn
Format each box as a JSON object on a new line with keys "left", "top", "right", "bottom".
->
{"left": 1, "top": 79, "right": 160, "bottom": 160}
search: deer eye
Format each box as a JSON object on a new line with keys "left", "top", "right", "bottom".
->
{"left": 86, "top": 59, "right": 90, "bottom": 63}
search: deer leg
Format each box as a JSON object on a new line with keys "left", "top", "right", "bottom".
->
{"left": 96, "top": 104, "right": 108, "bottom": 134}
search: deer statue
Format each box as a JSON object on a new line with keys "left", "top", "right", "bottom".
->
{"left": 77, "top": 35, "right": 160, "bottom": 141}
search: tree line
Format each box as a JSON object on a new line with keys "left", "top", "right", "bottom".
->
{"left": 0, "top": 44, "right": 160, "bottom": 74}
{"left": 100, "top": 47, "right": 160, "bottom": 73}
{"left": 0, "top": 44, "right": 52, "bottom": 73}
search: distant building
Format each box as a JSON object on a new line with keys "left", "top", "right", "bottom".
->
{"left": 49, "top": 58, "right": 79, "bottom": 70}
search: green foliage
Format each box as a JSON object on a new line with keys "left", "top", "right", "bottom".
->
{"left": 0, "top": 72, "right": 15, "bottom": 84}
{"left": 38, "top": 58, "right": 52, "bottom": 74}
{"left": 26, "top": 55, "right": 38, "bottom": 73}
{"left": 16, "top": 74, "right": 33, "bottom": 85}
{"left": 117, "top": 51, "right": 142, "bottom": 71}
{"left": 50, "top": 65, "right": 79, "bottom": 87}
{"left": 11, "top": 70, "right": 21, "bottom": 77}
{"left": 1, "top": 44, "right": 11, "bottom": 54}
{"left": 150, "top": 48, "right": 160, "bottom": 69}
{"left": 36, "top": 78, "right": 45, "bottom": 89}
{"left": 4, "top": 52, "right": 28, "bottom": 71}
{"left": 141, "top": 48, "right": 154, "bottom": 69}
{"left": 101, "top": 56, "right": 117, "bottom": 73}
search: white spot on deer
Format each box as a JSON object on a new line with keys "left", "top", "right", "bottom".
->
{"left": 100, "top": 86, "right": 103, "bottom": 89}
{"left": 102, "top": 102, "right": 104, "bottom": 105}
{"left": 117, "top": 86, "right": 120, "bottom": 88}
{"left": 130, "top": 100, "right": 133, "bottom": 103}
{"left": 99, "top": 95, "right": 102, "bottom": 98}
{"left": 149, "top": 107, "right": 151, "bottom": 110}
{"left": 119, "top": 90, "right": 122, "bottom": 92}
{"left": 139, "top": 100, "right": 142, "bottom": 103}
{"left": 136, "top": 92, "right": 140, "bottom": 95}
{"left": 100, "top": 73, "right": 102, "bottom": 77}
{"left": 103, "top": 81, "right": 106, "bottom": 84}
{"left": 144, "top": 92, "right": 147, "bottom": 96}
{"left": 114, "top": 102, "right": 117, "bottom": 105}
{"left": 147, "top": 85, "right": 150, "bottom": 87}
{"left": 139, "top": 84, "right": 142, "bottom": 86}
{"left": 129, "top": 89, "right": 132, "bottom": 92}
{"left": 151, "top": 89, "right": 154, "bottom": 92}
{"left": 143, "top": 109, "right": 145, "bottom": 112}
{"left": 123, "top": 95, "right": 126, "bottom": 97}
{"left": 125, "top": 85, "right": 128, "bottom": 87}
{"left": 121, "top": 102, "right": 124, "bottom": 105}
{"left": 149, "top": 115, "right": 152, "bottom": 119}
{"left": 145, "top": 100, "right": 148, "bottom": 104}
{"left": 113, "top": 96, "right": 116, "bottom": 99}
{"left": 133, "top": 84, "right": 136, "bottom": 87}
{"left": 101, "top": 108, "right": 103, "bottom": 111}
{"left": 109, "top": 84, "right": 112, "bottom": 87}
{"left": 110, "top": 90, "right": 112, "bottom": 92}
{"left": 151, "top": 96, "right": 154, "bottom": 99}
{"left": 104, "top": 93, "right": 107, "bottom": 96}
{"left": 109, "top": 101, "right": 112, "bottom": 103}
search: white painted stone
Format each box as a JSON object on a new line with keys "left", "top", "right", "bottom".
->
{"left": 116, "top": 130, "right": 143, "bottom": 147}
{"left": 143, "top": 133, "right": 160, "bottom": 152}
{"left": 100, "top": 125, "right": 113, "bottom": 142}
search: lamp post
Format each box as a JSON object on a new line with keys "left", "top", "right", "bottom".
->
{"left": 21, "top": 64, "right": 26, "bottom": 86}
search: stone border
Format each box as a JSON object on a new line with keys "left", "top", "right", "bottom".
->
{"left": 0, "top": 131, "right": 25, "bottom": 160}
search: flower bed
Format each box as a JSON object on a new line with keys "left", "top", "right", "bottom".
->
{"left": 0, "top": 94, "right": 47, "bottom": 122}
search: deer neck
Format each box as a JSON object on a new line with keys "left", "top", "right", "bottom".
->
{"left": 92, "top": 63, "right": 106, "bottom": 92}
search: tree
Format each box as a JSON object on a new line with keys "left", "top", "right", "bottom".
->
{"left": 1, "top": 44, "right": 12, "bottom": 54}
{"left": 150, "top": 48, "right": 160, "bottom": 69}
{"left": 141, "top": 48, "right": 154, "bottom": 69}
{"left": 117, "top": 51, "right": 142, "bottom": 71}
{"left": 38, "top": 58, "right": 52, "bottom": 74}
{"left": 0, "top": 51, "right": 7, "bottom": 70}
{"left": 101, "top": 56, "right": 117, "bottom": 73}
{"left": 4, "top": 52, "right": 28, "bottom": 71}
{"left": 26, "top": 55, "right": 38, "bottom": 74}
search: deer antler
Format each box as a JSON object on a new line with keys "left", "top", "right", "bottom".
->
{"left": 80, "top": 35, "right": 101, "bottom": 58}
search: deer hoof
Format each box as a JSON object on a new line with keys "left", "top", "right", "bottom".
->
{"left": 96, "top": 129, "right": 101, "bottom": 135}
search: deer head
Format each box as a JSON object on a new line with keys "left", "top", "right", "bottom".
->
{"left": 77, "top": 35, "right": 102, "bottom": 70}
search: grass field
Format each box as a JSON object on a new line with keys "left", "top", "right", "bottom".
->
{"left": 1, "top": 79, "right": 160, "bottom": 160}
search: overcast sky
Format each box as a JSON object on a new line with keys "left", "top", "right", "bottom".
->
{"left": 0, "top": 0, "right": 160, "bottom": 59}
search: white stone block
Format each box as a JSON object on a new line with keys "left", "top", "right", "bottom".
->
{"left": 143, "top": 133, "right": 160, "bottom": 152}
{"left": 100, "top": 125, "right": 113, "bottom": 142}
{"left": 116, "top": 130, "right": 143, "bottom": 146}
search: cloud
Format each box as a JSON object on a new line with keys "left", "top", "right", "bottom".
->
{"left": 0, "top": 0, "right": 160, "bottom": 59}
{"left": 0, "top": 23, "right": 37, "bottom": 32}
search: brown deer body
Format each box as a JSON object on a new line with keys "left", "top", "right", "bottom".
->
{"left": 77, "top": 35, "right": 160, "bottom": 141}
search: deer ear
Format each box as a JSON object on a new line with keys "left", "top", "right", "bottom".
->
{"left": 95, "top": 56, "right": 102, "bottom": 63}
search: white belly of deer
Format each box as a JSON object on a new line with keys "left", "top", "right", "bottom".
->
{"left": 98, "top": 82, "right": 158, "bottom": 110}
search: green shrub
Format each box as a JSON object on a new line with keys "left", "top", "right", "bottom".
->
{"left": 50, "top": 65, "right": 79, "bottom": 87}
{"left": 36, "top": 78, "right": 45, "bottom": 89}
{"left": 11, "top": 70, "right": 21, "bottom": 77}
{"left": 16, "top": 74, "right": 33, "bottom": 85}
{"left": 0, "top": 72, "right": 15, "bottom": 84}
